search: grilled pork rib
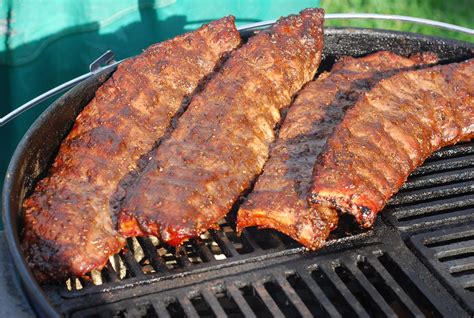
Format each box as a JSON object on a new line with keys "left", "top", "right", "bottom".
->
{"left": 237, "top": 51, "right": 438, "bottom": 249}
{"left": 118, "top": 8, "right": 325, "bottom": 246}
{"left": 310, "top": 58, "right": 474, "bottom": 228}
{"left": 22, "top": 17, "right": 241, "bottom": 281}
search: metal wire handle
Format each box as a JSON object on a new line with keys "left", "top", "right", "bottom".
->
{"left": 238, "top": 13, "right": 474, "bottom": 34}
{"left": 1, "top": 13, "right": 472, "bottom": 127}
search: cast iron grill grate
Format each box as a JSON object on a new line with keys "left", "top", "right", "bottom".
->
{"left": 39, "top": 141, "right": 474, "bottom": 317}
{"left": 40, "top": 143, "right": 474, "bottom": 317}
{"left": 410, "top": 224, "right": 474, "bottom": 313}
{"left": 384, "top": 141, "right": 474, "bottom": 232}
{"left": 68, "top": 243, "right": 450, "bottom": 318}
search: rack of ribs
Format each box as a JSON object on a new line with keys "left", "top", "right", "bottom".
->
{"left": 310, "top": 58, "right": 474, "bottom": 228}
{"left": 237, "top": 51, "right": 438, "bottom": 249}
{"left": 22, "top": 17, "right": 241, "bottom": 281}
{"left": 118, "top": 8, "right": 325, "bottom": 247}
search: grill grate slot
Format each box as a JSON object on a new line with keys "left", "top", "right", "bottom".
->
{"left": 198, "top": 232, "right": 227, "bottom": 260}
{"left": 166, "top": 299, "right": 185, "bottom": 318}
{"left": 201, "top": 288, "right": 227, "bottom": 317}
{"left": 253, "top": 282, "right": 285, "bottom": 317}
{"left": 239, "top": 284, "right": 273, "bottom": 318}
{"left": 210, "top": 229, "right": 241, "bottom": 256}
{"left": 263, "top": 278, "right": 304, "bottom": 318}
{"left": 226, "top": 285, "right": 256, "bottom": 318}
{"left": 334, "top": 264, "right": 388, "bottom": 317}
{"left": 357, "top": 257, "right": 416, "bottom": 317}
{"left": 190, "top": 294, "right": 216, "bottom": 317}
{"left": 214, "top": 287, "right": 245, "bottom": 317}
{"left": 377, "top": 253, "right": 441, "bottom": 317}
{"left": 246, "top": 228, "right": 284, "bottom": 250}
{"left": 217, "top": 218, "right": 251, "bottom": 255}
{"left": 319, "top": 264, "right": 370, "bottom": 317}
{"left": 310, "top": 266, "right": 358, "bottom": 317}
{"left": 286, "top": 273, "right": 330, "bottom": 317}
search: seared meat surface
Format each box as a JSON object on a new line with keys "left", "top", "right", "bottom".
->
{"left": 22, "top": 17, "right": 241, "bottom": 281}
{"left": 237, "top": 51, "right": 438, "bottom": 249}
{"left": 118, "top": 9, "right": 325, "bottom": 246}
{"left": 310, "top": 58, "right": 474, "bottom": 228}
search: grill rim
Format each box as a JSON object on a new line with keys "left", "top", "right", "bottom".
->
{"left": 2, "top": 26, "right": 474, "bottom": 317}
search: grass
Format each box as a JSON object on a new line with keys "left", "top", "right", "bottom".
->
{"left": 320, "top": 0, "right": 473, "bottom": 42}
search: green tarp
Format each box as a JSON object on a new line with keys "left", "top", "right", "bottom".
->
{"left": 0, "top": 0, "right": 319, "bottom": 228}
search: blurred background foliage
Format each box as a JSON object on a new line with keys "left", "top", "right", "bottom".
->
{"left": 322, "top": 0, "right": 473, "bottom": 42}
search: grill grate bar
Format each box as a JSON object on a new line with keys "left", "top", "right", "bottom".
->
{"left": 401, "top": 167, "right": 474, "bottom": 190}
{"left": 121, "top": 249, "right": 145, "bottom": 278}
{"left": 426, "top": 143, "right": 474, "bottom": 160}
{"left": 275, "top": 274, "right": 313, "bottom": 317}
{"left": 254, "top": 282, "right": 285, "bottom": 317}
{"left": 298, "top": 270, "right": 342, "bottom": 317}
{"left": 192, "top": 238, "right": 216, "bottom": 263}
{"left": 390, "top": 193, "right": 474, "bottom": 216}
{"left": 343, "top": 261, "right": 397, "bottom": 317}
{"left": 104, "top": 260, "right": 121, "bottom": 282}
{"left": 152, "top": 301, "right": 171, "bottom": 318}
{"left": 178, "top": 249, "right": 193, "bottom": 269}
{"left": 365, "top": 255, "right": 424, "bottom": 316}
{"left": 410, "top": 154, "right": 474, "bottom": 176}
{"left": 431, "top": 241, "right": 474, "bottom": 257}
{"left": 210, "top": 230, "right": 238, "bottom": 257}
{"left": 320, "top": 264, "right": 371, "bottom": 317}
{"left": 227, "top": 284, "right": 257, "bottom": 318}
{"left": 447, "top": 257, "right": 474, "bottom": 274}
{"left": 179, "top": 296, "right": 201, "bottom": 317}
{"left": 136, "top": 237, "right": 169, "bottom": 272}
{"left": 201, "top": 288, "right": 227, "bottom": 317}
{"left": 388, "top": 180, "right": 474, "bottom": 205}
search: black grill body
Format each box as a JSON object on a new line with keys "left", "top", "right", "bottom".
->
{"left": 2, "top": 27, "right": 474, "bottom": 317}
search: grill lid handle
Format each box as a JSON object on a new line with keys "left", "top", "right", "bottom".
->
{"left": 1, "top": 14, "right": 472, "bottom": 127}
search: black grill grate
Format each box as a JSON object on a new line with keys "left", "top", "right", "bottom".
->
{"left": 37, "top": 141, "right": 474, "bottom": 317}
{"left": 385, "top": 141, "right": 474, "bottom": 232}
{"left": 410, "top": 225, "right": 474, "bottom": 313}
{"left": 67, "top": 240, "right": 454, "bottom": 317}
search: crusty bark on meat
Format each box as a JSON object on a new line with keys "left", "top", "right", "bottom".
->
{"left": 237, "top": 51, "right": 438, "bottom": 249}
{"left": 118, "top": 9, "right": 325, "bottom": 246}
{"left": 22, "top": 17, "right": 241, "bottom": 281}
{"left": 310, "top": 58, "right": 474, "bottom": 228}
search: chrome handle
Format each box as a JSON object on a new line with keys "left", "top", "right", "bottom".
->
{"left": 238, "top": 13, "right": 474, "bottom": 35}
{"left": 325, "top": 13, "right": 474, "bottom": 35}
{"left": 1, "top": 14, "right": 471, "bottom": 127}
